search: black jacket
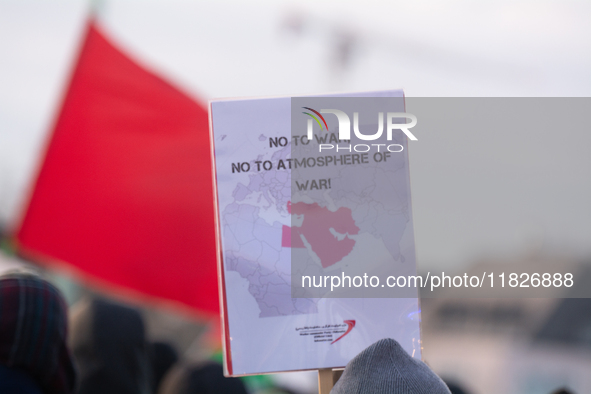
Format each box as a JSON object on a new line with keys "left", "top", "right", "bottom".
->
{"left": 69, "top": 298, "right": 151, "bottom": 394}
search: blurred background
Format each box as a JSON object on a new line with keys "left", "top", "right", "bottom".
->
{"left": 1, "top": 0, "right": 591, "bottom": 393}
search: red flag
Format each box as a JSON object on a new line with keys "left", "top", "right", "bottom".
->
{"left": 15, "top": 20, "right": 219, "bottom": 316}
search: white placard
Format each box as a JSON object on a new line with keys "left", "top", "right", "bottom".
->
{"left": 209, "top": 91, "right": 421, "bottom": 376}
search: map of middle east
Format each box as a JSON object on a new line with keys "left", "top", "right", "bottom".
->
{"left": 222, "top": 138, "right": 412, "bottom": 318}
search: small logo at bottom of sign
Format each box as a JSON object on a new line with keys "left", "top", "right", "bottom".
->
{"left": 331, "top": 320, "right": 356, "bottom": 344}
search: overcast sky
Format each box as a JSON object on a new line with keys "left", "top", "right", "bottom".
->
{"left": 1, "top": 0, "right": 590, "bottom": 270}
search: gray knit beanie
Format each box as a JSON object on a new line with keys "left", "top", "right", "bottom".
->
{"left": 331, "top": 338, "right": 451, "bottom": 394}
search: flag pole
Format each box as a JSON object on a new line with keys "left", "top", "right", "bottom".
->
{"left": 90, "top": 0, "right": 107, "bottom": 18}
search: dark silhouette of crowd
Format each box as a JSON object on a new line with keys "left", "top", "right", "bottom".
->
{"left": 0, "top": 273, "right": 247, "bottom": 394}
{"left": 0, "top": 272, "right": 578, "bottom": 394}
{"left": 0, "top": 273, "right": 75, "bottom": 394}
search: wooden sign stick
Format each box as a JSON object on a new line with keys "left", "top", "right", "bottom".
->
{"left": 318, "top": 369, "right": 334, "bottom": 394}
{"left": 318, "top": 369, "right": 344, "bottom": 393}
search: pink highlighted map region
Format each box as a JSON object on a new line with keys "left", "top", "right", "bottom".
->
{"left": 282, "top": 202, "right": 360, "bottom": 268}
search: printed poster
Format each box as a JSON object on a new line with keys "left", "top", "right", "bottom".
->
{"left": 209, "top": 90, "right": 421, "bottom": 376}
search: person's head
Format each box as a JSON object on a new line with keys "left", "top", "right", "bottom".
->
{"left": 443, "top": 380, "right": 471, "bottom": 394}
{"left": 158, "top": 362, "right": 248, "bottom": 394}
{"left": 332, "top": 338, "right": 451, "bottom": 394}
{"left": 69, "top": 298, "right": 151, "bottom": 394}
{"left": 551, "top": 389, "right": 575, "bottom": 394}
{"left": 149, "top": 341, "right": 179, "bottom": 392}
{"left": 0, "top": 273, "right": 77, "bottom": 394}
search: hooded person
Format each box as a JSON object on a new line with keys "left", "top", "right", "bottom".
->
{"left": 0, "top": 273, "right": 77, "bottom": 394}
{"left": 69, "top": 298, "right": 152, "bottom": 394}
{"left": 158, "top": 362, "right": 248, "bottom": 394}
{"left": 149, "top": 341, "right": 179, "bottom": 393}
{"left": 444, "top": 380, "right": 471, "bottom": 394}
{"left": 331, "top": 338, "right": 451, "bottom": 394}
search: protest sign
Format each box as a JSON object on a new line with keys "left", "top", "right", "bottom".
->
{"left": 210, "top": 91, "right": 421, "bottom": 376}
